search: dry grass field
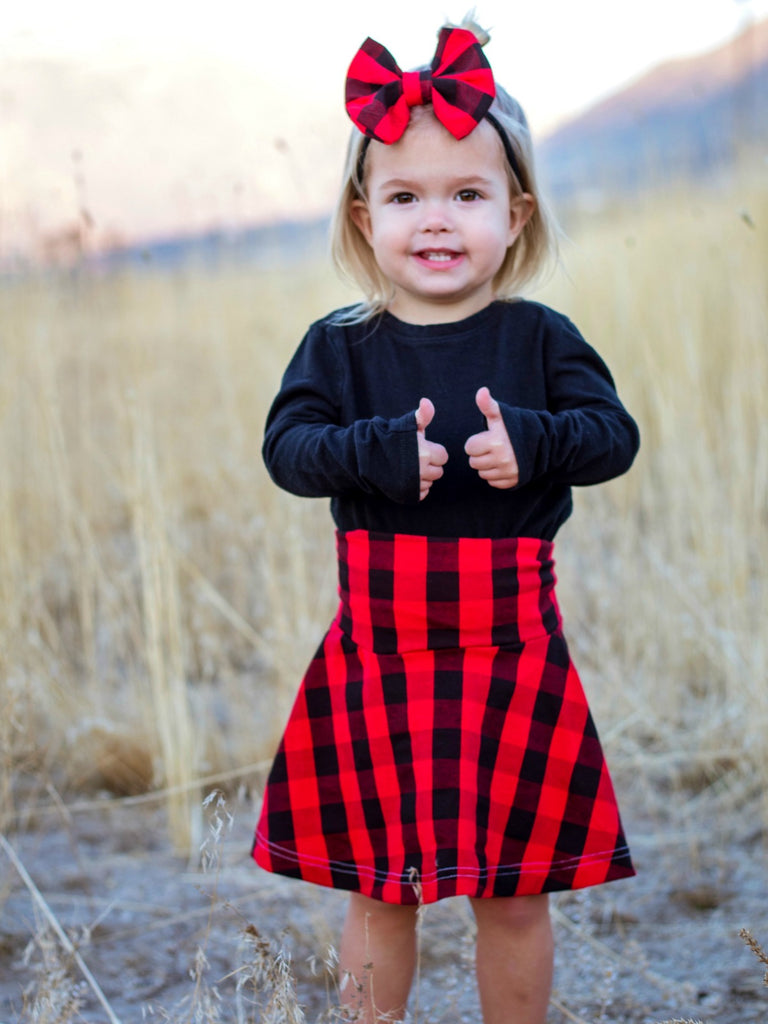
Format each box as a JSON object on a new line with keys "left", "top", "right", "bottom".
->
{"left": 1, "top": 164, "right": 767, "bottom": 1022}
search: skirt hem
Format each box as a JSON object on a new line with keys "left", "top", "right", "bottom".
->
{"left": 253, "top": 833, "right": 636, "bottom": 905}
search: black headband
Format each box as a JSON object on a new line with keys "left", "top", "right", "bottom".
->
{"left": 484, "top": 113, "right": 524, "bottom": 186}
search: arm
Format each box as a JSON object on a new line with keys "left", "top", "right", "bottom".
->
{"left": 262, "top": 324, "right": 423, "bottom": 504}
{"left": 466, "top": 316, "right": 639, "bottom": 489}
{"left": 507, "top": 317, "right": 639, "bottom": 487}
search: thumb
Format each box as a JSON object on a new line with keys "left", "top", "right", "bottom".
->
{"left": 415, "top": 397, "right": 435, "bottom": 432}
{"left": 475, "top": 386, "right": 501, "bottom": 421}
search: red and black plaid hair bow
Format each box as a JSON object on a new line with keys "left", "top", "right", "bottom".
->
{"left": 345, "top": 27, "right": 496, "bottom": 144}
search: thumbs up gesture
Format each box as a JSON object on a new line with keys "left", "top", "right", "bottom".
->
{"left": 415, "top": 397, "right": 449, "bottom": 501}
{"left": 464, "top": 387, "right": 519, "bottom": 489}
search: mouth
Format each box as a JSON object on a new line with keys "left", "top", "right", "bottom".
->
{"left": 413, "top": 249, "right": 463, "bottom": 264}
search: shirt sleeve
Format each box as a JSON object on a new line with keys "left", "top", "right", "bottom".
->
{"left": 262, "top": 322, "right": 420, "bottom": 503}
{"left": 500, "top": 314, "right": 640, "bottom": 488}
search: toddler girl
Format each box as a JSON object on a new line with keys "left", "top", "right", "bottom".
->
{"left": 253, "top": 18, "right": 639, "bottom": 1024}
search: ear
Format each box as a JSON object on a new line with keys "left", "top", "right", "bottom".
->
{"left": 508, "top": 193, "right": 535, "bottom": 247}
{"left": 350, "top": 199, "right": 373, "bottom": 245}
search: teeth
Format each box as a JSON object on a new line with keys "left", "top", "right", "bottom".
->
{"left": 421, "top": 252, "right": 453, "bottom": 261}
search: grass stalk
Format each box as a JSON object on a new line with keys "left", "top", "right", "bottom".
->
{"left": 0, "top": 832, "right": 123, "bottom": 1024}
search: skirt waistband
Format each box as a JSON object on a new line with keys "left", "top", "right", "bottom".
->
{"left": 335, "top": 530, "right": 561, "bottom": 654}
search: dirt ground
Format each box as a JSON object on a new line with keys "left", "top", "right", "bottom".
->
{"left": 1, "top": 775, "right": 766, "bottom": 1024}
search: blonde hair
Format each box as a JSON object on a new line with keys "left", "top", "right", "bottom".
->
{"left": 330, "top": 19, "right": 559, "bottom": 322}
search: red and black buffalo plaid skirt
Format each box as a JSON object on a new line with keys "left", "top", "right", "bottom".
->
{"left": 253, "top": 530, "right": 634, "bottom": 905}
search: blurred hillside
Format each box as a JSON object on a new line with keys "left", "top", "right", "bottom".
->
{"left": 539, "top": 16, "right": 768, "bottom": 203}
{"left": 94, "top": 14, "right": 768, "bottom": 268}
{"left": 2, "top": 16, "right": 766, "bottom": 269}
{"left": 0, "top": 51, "right": 346, "bottom": 266}
{"left": 125, "top": 15, "right": 768, "bottom": 268}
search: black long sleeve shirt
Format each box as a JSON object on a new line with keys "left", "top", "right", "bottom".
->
{"left": 262, "top": 300, "right": 640, "bottom": 540}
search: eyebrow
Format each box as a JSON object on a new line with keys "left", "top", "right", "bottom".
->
{"left": 374, "top": 175, "right": 499, "bottom": 191}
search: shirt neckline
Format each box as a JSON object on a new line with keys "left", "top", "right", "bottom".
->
{"left": 380, "top": 300, "right": 511, "bottom": 339}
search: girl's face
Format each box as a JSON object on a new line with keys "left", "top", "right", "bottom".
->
{"left": 351, "top": 113, "right": 533, "bottom": 325}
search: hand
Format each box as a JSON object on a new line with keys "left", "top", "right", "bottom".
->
{"left": 415, "top": 397, "right": 448, "bottom": 500}
{"left": 464, "top": 387, "right": 519, "bottom": 489}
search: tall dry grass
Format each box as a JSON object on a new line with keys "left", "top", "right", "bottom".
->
{"left": 0, "top": 263, "right": 351, "bottom": 849}
{"left": 0, "top": 165, "right": 766, "bottom": 851}
{"left": 540, "top": 169, "right": 768, "bottom": 810}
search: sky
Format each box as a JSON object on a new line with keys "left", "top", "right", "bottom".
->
{"left": 7, "top": 0, "right": 767, "bottom": 128}
{"left": 3, "top": 0, "right": 767, "bottom": 251}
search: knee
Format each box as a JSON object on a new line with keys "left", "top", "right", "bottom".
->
{"left": 470, "top": 893, "right": 551, "bottom": 934}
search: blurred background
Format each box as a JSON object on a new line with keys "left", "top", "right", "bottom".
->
{"left": 1, "top": 4, "right": 767, "bottom": 1020}
{"left": 2, "top": 0, "right": 767, "bottom": 844}
{"left": 2, "top": 0, "right": 767, "bottom": 265}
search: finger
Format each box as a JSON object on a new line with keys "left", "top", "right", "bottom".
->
{"left": 415, "top": 397, "right": 435, "bottom": 432}
{"left": 427, "top": 441, "right": 449, "bottom": 466}
{"left": 475, "top": 459, "right": 518, "bottom": 484}
{"left": 464, "top": 434, "right": 491, "bottom": 457}
{"left": 418, "top": 469, "right": 443, "bottom": 500}
{"left": 475, "top": 465, "right": 512, "bottom": 479}
{"left": 466, "top": 430, "right": 504, "bottom": 456}
{"left": 419, "top": 441, "right": 448, "bottom": 468}
{"left": 467, "top": 453, "right": 499, "bottom": 471}
{"left": 475, "top": 386, "right": 502, "bottom": 421}
{"left": 419, "top": 462, "right": 445, "bottom": 482}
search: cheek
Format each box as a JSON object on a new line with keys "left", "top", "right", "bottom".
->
{"left": 469, "top": 203, "right": 516, "bottom": 247}
{"left": 477, "top": 213, "right": 517, "bottom": 256}
{"left": 369, "top": 215, "right": 405, "bottom": 254}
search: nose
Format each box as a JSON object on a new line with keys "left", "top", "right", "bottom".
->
{"left": 419, "top": 198, "right": 453, "bottom": 234}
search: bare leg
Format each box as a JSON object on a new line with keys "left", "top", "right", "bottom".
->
{"left": 469, "top": 893, "right": 553, "bottom": 1024}
{"left": 338, "top": 892, "right": 418, "bottom": 1022}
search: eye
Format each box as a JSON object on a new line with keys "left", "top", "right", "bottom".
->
{"left": 456, "top": 189, "right": 482, "bottom": 202}
{"left": 389, "top": 192, "right": 416, "bottom": 204}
